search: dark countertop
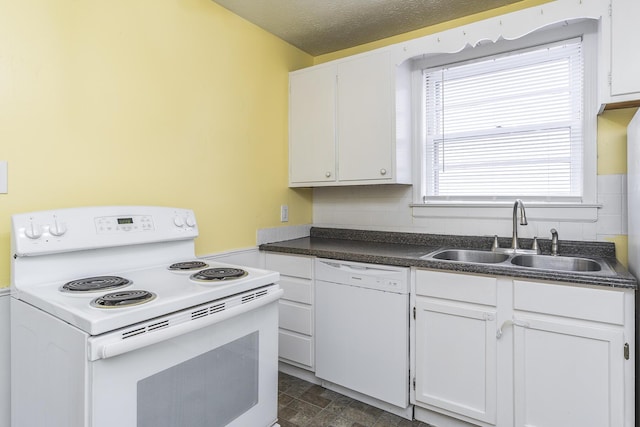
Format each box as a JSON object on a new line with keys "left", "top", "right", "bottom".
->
{"left": 260, "top": 228, "right": 637, "bottom": 289}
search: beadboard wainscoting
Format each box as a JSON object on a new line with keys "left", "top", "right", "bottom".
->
{"left": 313, "top": 175, "right": 627, "bottom": 245}
{"left": 1, "top": 289, "right": 10, "bottom": 427}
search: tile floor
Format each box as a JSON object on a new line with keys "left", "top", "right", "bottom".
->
{"left": 278, "top": 372, "right": 433, "bottom": 427}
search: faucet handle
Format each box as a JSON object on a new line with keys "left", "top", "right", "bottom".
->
{"left": 531, "top": 237, "right": 541, "bottom": 254}
{"left": 491, "top": 235, "right": 499, "bottom": 252}
{"left": 550, "top": 228, "right": 559, "bottom": 256}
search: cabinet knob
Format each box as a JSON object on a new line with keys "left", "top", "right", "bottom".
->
{"left": 325, "top": 171, "right": 332, "bottom": 178}
{"left": 380, "top": 168, "right": 387, "bottom": 176}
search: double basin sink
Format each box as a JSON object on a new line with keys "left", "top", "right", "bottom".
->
{"left": 422, "top": 248, "right": 615, "bottom": 276}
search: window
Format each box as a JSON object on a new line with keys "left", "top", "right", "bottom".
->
{"left": 416, "top": 23, "right": 596, "bottom": 209}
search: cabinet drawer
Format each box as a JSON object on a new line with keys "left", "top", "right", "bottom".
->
{"left": 416, "top": 270, "right": 497, "bottom": 306}
{"left": 279, "top": 276, "right": 313, "bottom": 304}
{"left": 279, "top": 300, "right": 313, "bottom": 335}
{"left": 265, "top": 253, "right": 313, "bottom": 279}
{"left": 513, "top": 280, "right": 625, "bottom": 325}
{"left": 279, "top": 329, "right": 313, "bottom": 368}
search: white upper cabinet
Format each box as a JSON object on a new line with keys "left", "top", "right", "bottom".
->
{"left": 601, "top": 0, "right": 640, "bottom": 106}
{"left": 288, "top": 49, "right": 411, "bottom": 187}
{"left": 289, "top": 63, "right": 337, "bottom": 184}
{"left": 337, "top": 50, "right": 395, "bottom": 182}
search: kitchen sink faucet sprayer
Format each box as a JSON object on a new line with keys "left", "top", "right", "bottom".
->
{"left": 511, "top": 199, "right": 528, "bottom": 252}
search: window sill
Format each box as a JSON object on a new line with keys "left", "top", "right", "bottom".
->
{"left": 411, "top": 202, "right": 601, "bottom": 222}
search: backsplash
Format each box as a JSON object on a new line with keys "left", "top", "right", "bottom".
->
{"left": 313, "top": 174, "right": 627, "bottom": 243}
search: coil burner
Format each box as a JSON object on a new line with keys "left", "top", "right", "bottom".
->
{"left": 90, "top": 290, "right": 157, "bottom": 309}
{"left": 190, "top": 268, "right": 248, "bottom": 283}
{"left": 61, "top": 276, "right": 132, "bottom": 293}
{"left": 168, "top": 261, "right": 209, "bottom": 271}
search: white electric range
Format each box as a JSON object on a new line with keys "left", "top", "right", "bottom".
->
{"left": 10, "top": 206, "right": 282, "bottom": 427}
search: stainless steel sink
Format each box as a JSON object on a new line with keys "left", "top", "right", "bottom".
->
{"left": 510, "top": 254, "right": 611, "bottom": 273}
{"left": 425, "top": 249, "right": 510, "bottom": 264}
{"left": 421, "top": 248, "right": 616, "bottom": 276}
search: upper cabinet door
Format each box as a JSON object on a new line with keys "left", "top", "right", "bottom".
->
{"left": 599, "top": 0, "right": 640, "bottom": 107}
{"left": 289, "top": 64, "right": 337, "bottom": 185}
{"left": 610, "top": 0, "right": 640, "bottom": 98}
{"left": 337, "top": 50, "right": 394, "bottom": 182}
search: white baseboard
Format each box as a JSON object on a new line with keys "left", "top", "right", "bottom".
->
{"left": 414, "top": 406, "right": 482, "bottom": 427}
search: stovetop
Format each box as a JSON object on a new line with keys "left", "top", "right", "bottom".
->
{"left": 14, "top": 260, "right": 278, "bottom": 335}
{"left": 10, "top": 206, "right": 279, "bottom": 336}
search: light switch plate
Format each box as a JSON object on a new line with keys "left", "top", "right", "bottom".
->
{"left": 0, "top": 161, "right": 6, "bottom": 194}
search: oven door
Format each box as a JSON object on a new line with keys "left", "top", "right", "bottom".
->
{"left": 88, "top": 288, "right": 281, "bottom": 427}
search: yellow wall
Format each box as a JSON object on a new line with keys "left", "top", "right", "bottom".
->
{"left": 0, "top": 0, "right": 313, "bottom": 287}
{"left": 599, "top": 108, "right": 638, "bottom": 266}
{"left": 598, "top": 108, "right": 638, "bottom": 175}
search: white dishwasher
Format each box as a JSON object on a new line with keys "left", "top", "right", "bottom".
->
{"left": 315, "top": 258, "right": 410, "bottom": 409}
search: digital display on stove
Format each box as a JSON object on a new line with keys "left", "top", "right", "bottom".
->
{"left": 117, "top": 218, "right": 134, "bottom": 224}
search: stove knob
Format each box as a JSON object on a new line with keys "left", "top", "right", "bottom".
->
{"left": 173, "top": 216, "right": 185, "bottom": 227}
{"left": 185, "top": 216, "right": 196, "bottom": 228}
{"left": 49, "top": 219, "right": 67, "bottom": 237}
{"left": 24, "top": 222, "right": 43, "bottom": 239}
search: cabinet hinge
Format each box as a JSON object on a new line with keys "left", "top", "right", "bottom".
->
{"left": 608, "top": 3, "right": 612, "bottom": 17}
{"left": 413, "top": 306, "right": 416, "bottom": 320}
{"left": 609, "top": 71, "right": 612, "bottom": 87}
{"left": 624, "top": 343, "right": 630, "bottom": 360}
{"left": 413, "top": 377, "right": 416, "bottom": 390}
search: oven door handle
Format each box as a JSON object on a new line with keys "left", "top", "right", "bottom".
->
{"left": 88, "top": 288, "right": 283, "bottom": 361}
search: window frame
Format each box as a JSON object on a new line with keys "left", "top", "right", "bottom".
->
{"left": 411, "top": 21, "right": 599, "bottom": 221}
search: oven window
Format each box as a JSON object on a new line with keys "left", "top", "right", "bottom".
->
{"left": 137, "top": 332, "right": 259, "bottom": 427}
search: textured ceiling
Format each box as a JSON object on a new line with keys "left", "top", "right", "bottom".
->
{"left": 211, "top": 0, "right": 524, "bottom": 56}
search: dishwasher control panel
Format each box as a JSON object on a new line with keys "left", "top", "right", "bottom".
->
{"left": 315, "top": 259, "right": 409, "bottom": 294}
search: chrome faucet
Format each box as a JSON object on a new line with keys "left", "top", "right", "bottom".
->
{"left": 511, "top": 199, "right": 528, "bottom": 251}
{"left": 550, "top": 228, "right": 559, "bottom": 256}
{"left": 492, "top": 200, "right": 536, "bottom": 254}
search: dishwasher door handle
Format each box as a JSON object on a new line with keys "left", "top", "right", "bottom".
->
{"left": 320, "top": 261, "right": 399, "bottom": 276}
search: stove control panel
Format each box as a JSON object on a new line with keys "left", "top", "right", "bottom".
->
{"left": 95, "top": 215, "right": 154, "bottom": 234}
{"left": 11, "top": 206, "right": 199, "bottom": 257}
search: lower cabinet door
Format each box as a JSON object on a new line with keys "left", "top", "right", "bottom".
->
{"left": 513, "top": 316, "right": 625, "bottom": 427}
{"left": 414, "top": 297, "right": 497, "bottom": 424}
{"left": 279, "top": 329, "right": 313, "bottom": 368}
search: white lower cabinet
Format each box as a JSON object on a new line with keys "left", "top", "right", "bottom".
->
{"left": 511, "top": 279, "right": 630, "bottom": 427}
{"left": 512, "top": 317, "right": 624, "bottom": 427}
{"left": 414, "top": 270, "right": 498, "bottom": 425}
{"left": 264, "top": 252, "right": 315, "bottom": 370}
{"left": 414, "top": 299, "right": 497, "bottom": 424}
{"left": 413, "top": 269, "right": 635, "bottom": 427}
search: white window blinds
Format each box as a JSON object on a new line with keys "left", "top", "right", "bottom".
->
{"left": 423, "top": 38, "right": 584, "bottom": 201}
